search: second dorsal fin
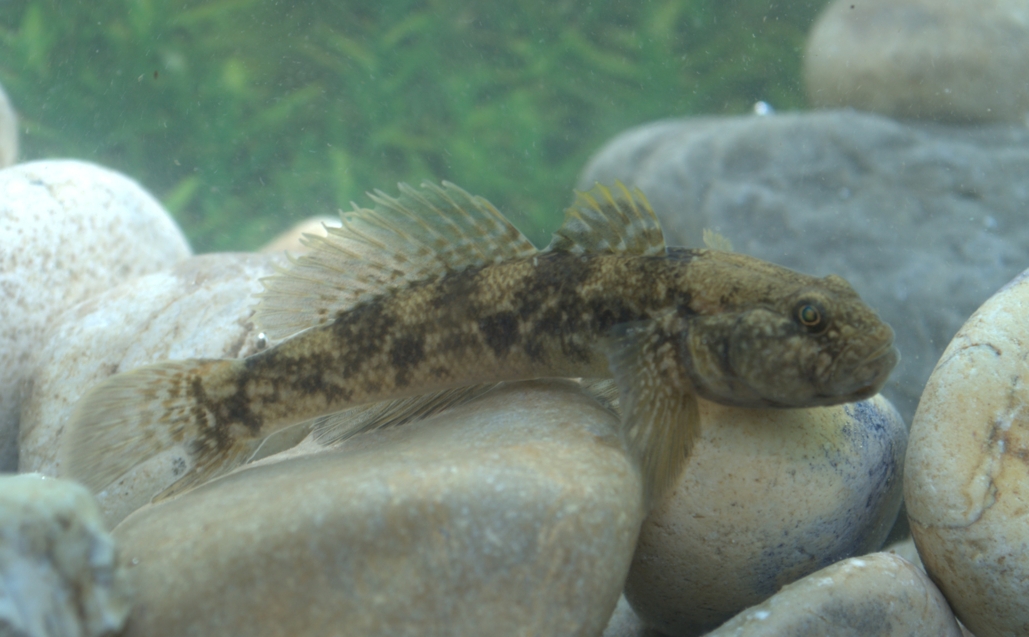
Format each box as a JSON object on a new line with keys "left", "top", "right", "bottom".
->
{"left": 546, "top": 182, "right": 666, "bottom": 257}
{"left": 255, "top": 181, "right": 538, "bottom": 340}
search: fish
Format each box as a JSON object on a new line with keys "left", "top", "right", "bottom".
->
{"left": 59, "top": 181, "right": 899, "bottom": 508}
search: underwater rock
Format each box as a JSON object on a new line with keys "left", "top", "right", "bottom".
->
{"left": 906, "top": 266, "right": 1029, "bottom": 637}
{"left": 805, "top": 0, "right": 1029, "bottom": 124}
{"left": 20, "top": 252, "right": 286, "bottom": 527}
{"left": 0, "top": 473, "right": 132, "bottom": 637}
{"left": 706, "top": 553, "right": 962, "bottom": 637}
{"left": 579, "top": 109, "right": 1029, "bottom": 425}
{"left": 0, "top": 81, "right": 16, "bottom": 167}
{"left": 624, "top": 394, "right": 906, "bottom": 636}
{"left": 0, "top": 160, "right": 191, "bottom": 473}
{"left": 259, "top": 215, "right": 340, "bottom": 253}
{"left": 110, "top": 380, "right": 644, "bottom": 637}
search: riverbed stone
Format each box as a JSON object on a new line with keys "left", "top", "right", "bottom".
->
{"left": 624, "top": 394, "right": 906, "bottom": 636}
{"left": 906, "top": 266, "right": 1029, "bottom": 636}
{"left": 0, "top": 81, "right": 16, "bottom": 167}
{"left": 0, "top": 473, "right": 132, "bottom": 637}
{"left": 0, "top": 160, "right": 191, "bottom": 472}
{"left": 579, "top": 110, "right": 1029, "bottom": 425}
{"left": 805, "top": 0, "right": 1029, "bottom": 123}
{"left": 19, "top": 252, "right": 286, "bottom": 527}
{"left": 707, "top": 553, "right": 962, "bottom": 637}
{"left": 110, "top": 380, "right": 644, "bottom": 637}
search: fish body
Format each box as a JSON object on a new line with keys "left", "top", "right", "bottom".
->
{"left": 60, "top": 182, "right": 898, "bottom": 507}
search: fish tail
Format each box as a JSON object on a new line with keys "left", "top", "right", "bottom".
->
{"left": 59, "top": 358, "right": 253, "bottom": 497}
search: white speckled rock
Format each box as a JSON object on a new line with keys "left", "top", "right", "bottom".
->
{"left": 805, "top": 0, "right": 1029, "bottom": 123}
{"left": 259, "top": 215, "right": 339, "bottom": 254}
{"left": 110, "top": 380, "right": 644, "bottom": 637}
{"left": 0, "top": 160, "right": 191, "bottom": 471}
{"left": 0, "top": 81, "right": 16, "bottom": 167}
{"left": 20, "top": 252, "right": 286, "bottom": 527}
{"left": 907, "top": 266, "right": 1029, "bottom": 636}
{"left": 625, "top": 395, "right": 906, "bottom": 636}
{"left": 0, "top": 473, "right": 132, "bottom": 637}
{"left": 707, "top": 553, "right": 962, "bottom": 637}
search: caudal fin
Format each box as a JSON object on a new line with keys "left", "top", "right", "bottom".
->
{"left": 59, "top": 358, "right": 255, "bottom": 499}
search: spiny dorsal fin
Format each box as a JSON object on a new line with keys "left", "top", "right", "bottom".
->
{"left": 603, "top": 318, "right": 699, "bottom": 509}
{"left": 311, "top": 384, "right": 502, "bottom": 446}
{"left": 255, "top": 181, "right": 538, "bottom": 340}
{"left": 702, "top": 228, "right": 733, "bottom": 252}
{"left": 546, "top": 182, "right": 666, "bottom": 257}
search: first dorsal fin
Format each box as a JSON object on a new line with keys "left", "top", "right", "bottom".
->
{"left": 546, "top": 182, "right": 666, "bottom": 257}
{"left": 255, "top": 181, "right": 538, "bottom": 340}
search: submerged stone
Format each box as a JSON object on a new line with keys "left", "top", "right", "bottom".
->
{"left": 111, "top": 381, "right": 645, "bottom": 637}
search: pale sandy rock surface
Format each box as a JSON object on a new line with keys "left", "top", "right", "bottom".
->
{"left": 110, "top": 380, "right": 644, "bottom": 637}
{"left": 19, "top": 252, "right": 286, "bottom": 527}
{"left": 0, "top": 473, "right": 132, "bottom": 637}
{"left": 906, "top": 266, "right": 1029, "bottom": 636}
{"left": 707, "top": 553, "right": 962, "bottom": 637}
{"left": 258, "top": 215, "right": 339, "bottom": 254}
{"left": 624, "top": 395, "right": 905, "bottom": 636}
{"left": 805, "top": 0, "right": 1029, "bottom": 123}
{"left": 0, "top": 81, "right": 16, "bottom": 167}
{"left": 579, "top": 110, "right": 1029, "bottom": 425}
{"left": 0, "top": 160, "right": 191, "bottom": 472}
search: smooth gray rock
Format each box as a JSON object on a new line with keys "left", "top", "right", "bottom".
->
{"left": 579, "top": 110, "right": 1029, "bottom": 423}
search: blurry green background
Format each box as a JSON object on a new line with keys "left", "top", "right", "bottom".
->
{"left": 0, "top": 0, "right": 828, "bottom": 251}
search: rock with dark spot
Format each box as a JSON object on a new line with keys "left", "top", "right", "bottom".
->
{"left": 624, "top": 394, "right": 906, "bottom": 636}
{"left": 110, "top": 381, "right": 644, "bottom": 637}
{"left": 0, "top": 160, "right": 191, "bottom": 472}
{"left": 907, "top": 265, "right": 1029, "bottom": 636}
{"left": 706, "top": 553, "right": 962, "bottom": 637}
{"left": 579, "top": 110, "right": 1029, "bottom": 425}
{"left": 19, "top": 252, "right": 286, "bottom": 528}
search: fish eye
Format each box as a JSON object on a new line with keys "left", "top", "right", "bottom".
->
{"left": 794, "top": 300, "right": 828, "bottom": 333}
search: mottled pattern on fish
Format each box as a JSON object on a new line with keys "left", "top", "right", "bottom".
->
{"left": 60, "top": 182, "right": 898, "bottom": 508}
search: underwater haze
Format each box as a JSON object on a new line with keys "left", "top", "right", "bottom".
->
{"left": 0, "top": 0, "right": 826, "bottom": 251}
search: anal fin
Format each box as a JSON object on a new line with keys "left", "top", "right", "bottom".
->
{"left": 604, "top": 319, "right": 700, "bottom": 509}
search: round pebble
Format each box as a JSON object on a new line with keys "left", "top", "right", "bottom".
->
{"left": 707, "top": 553, "right": 962, "bottom": 636}
{"left": 259, "top": 215, "right": 340, "bottom": 254}
{"left": 906, "top": 266, "right": 1029, "bottom": 636}
{"left": 111, "top": 381, "right": 643, "bottom": 637}
{"left": 805, "top": 0, "right": 1029, "bottom": 123}
{"left": 0, "top": 473, "right": 132, "bottom": 637}
{"left": 20, "top": 252, "right": 286, "bottom": 527}
{"left": 625, "top": 394, "right": 907, "bottom": 636}
{"left": 0, "top": 160, "right": 191, "bottom": 472}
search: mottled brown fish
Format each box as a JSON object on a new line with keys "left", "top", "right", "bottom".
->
{"left": 60, "top": 182, "right": 898, "bottom": 507}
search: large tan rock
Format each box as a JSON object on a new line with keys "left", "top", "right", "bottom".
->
{"left": 805, "top": 0, "right": 1029, "bottom": 123}
{"left": 111, "top": 381, "right": 645, "bottom": 637}
{"left": 707, "top": 553, "right": 962, "bottom": 637}
{"left": 20, "top": 253, "right": 287, "bottom": 527}
{"left": 625, "top": 395, "right": 906, "bottom": 636}
{"left": 0, "top": 474, "right": 132, "bottom": 637}
{"left": 907, "top": 266, "right": 1029, "bottom": 636}
{"left": 0, "top": 160, "right": 191, "bottom": 472}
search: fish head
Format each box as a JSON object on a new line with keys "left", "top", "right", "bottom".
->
{"left": 684, "top": 270, "right": 898, "bottom": 408}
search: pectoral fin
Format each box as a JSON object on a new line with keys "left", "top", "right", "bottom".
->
{"left": 604, "top": 320, "right": 700, "bottom": 509}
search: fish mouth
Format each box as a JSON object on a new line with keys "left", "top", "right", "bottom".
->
{"left": 817, "top": 336, "right": 899, "bottom": 404}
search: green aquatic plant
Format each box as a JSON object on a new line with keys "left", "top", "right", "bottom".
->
{"left": 0, "top": 0, "right": 828, "bottom": 251}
